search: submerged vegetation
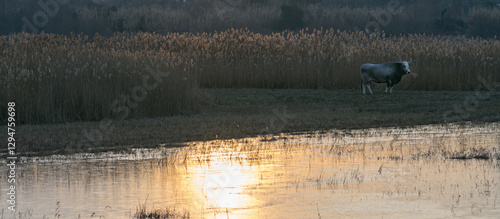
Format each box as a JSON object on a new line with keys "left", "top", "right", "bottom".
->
{"left": 1, "top": 30, "right": 499, "bottom": 124}
{"left": 6, "top": 123, "right": 499, "bottom": 218}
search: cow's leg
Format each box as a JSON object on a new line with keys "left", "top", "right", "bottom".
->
{"left": 367, "top": 84, "right": 373, "bottom": 95}
{"left": 389, "top": 86, "right": 393, "bottom": 93}
{"left": 386, "top": 81, "right": 392, "bottom": 94}
{"left": 362, "top": 79, "right": 368, "bottom": 95}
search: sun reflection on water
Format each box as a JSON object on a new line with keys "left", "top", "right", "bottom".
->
{"left": 186, "top": 151, "right": 261, "bottom": 216}
{"left": 3, "top": 123, "right": 499, "bottom": 218}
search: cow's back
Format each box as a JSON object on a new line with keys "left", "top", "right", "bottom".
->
{"left": 360, "top": 63, "right": 375, "bottom": 72}
{"left": 361, "top": 63, "right": 392, "bottom": 78}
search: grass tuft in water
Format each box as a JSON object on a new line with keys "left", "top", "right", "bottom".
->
{"left": 448, "top": 147, "right": 499, "bottom": 160}
{"left": 134, "top": 202, "right": 190, "bottom": 219}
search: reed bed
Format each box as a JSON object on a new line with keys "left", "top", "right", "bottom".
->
{"left": 0, "top": 33, "right": 201, "bottom": 124}
{"left": 182, "top": 29, "right": 500, "bottom": 90}
{"left": 1, "top": 30, "right": 499, "bottom": 124}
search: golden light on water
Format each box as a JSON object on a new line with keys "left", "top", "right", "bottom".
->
{"left": 4, "top": 123, "right": 499, "bottom": 218}
{"left": 186, "top": 151, "right": 261, "bottom": 215}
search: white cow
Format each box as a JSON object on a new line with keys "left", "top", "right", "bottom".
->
{"left": 360, "top": 59, "right": 412, "bottom": 95}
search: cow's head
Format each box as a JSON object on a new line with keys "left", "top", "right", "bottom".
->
{"left": 401, "top": 59, "right": 411, "bottom": 74}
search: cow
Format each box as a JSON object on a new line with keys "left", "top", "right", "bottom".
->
{"left": 360, "top": 59, "right": 412, "bottom": 95}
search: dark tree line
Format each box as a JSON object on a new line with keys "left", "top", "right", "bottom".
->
{"left": 1, "top": 0, "right": 499, "bottom": 37}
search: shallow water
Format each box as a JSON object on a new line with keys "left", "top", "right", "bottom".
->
{"left": 1, "top": 123, "right": 499, "bottom": 218}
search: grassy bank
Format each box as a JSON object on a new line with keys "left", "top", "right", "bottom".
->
{"left": 7, "top": 88, "right": 500, "bottom": 157}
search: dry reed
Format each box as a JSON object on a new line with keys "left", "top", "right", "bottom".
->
{"left": 1, "top": 29, "right": 499, "bottom": 124}
{"left": 187, "top": 29, "right": 499, "bottom": 90}
{"left": 0, "top": 32, "right": 200, "bottom": 124}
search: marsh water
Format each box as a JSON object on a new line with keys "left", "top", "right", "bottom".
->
{"left": 1, "top": 123, "right": 499, "bottom": 218}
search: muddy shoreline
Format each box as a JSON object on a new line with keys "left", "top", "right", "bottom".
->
{"left": 8, "top": 88, "right": 500, "bottom": 157}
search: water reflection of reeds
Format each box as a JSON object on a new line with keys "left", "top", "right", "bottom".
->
{"left": 3, "top": 123, "right": 498, "bottom": 218}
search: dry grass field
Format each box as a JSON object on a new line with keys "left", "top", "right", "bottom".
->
{"left": 1, "top": 30, "right": 499, "bottom": 124}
